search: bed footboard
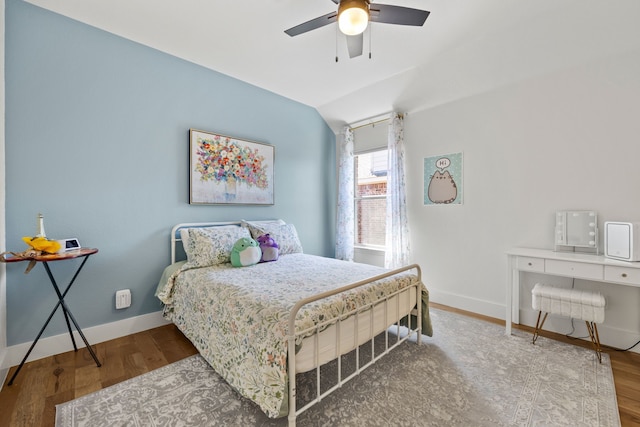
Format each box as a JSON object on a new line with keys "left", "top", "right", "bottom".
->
{"left": 286, "top": 264, "right": 423, "bottom": 427}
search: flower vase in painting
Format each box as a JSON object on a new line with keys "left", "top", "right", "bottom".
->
{"left": 225, "top": 175, "right": 237, "bottom": 202}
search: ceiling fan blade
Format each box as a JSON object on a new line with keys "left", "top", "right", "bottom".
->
{"left": 369, "top": 4, "right": 430, "bottom": 26}
{"left": 346, "top": 33, "right": 363, "bottom": 58}
{"left": 285, "top": 12, "right": 338, "bottom": 37}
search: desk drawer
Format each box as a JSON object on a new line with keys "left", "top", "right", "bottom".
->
{"left": 517, "top": 256, "right": 545, "bottom": 272}
{"left": 604, "top": 266, "right": 640, "bottom": 286}
{"left": 545, "top": 260, "right": 604, "bottom": 280}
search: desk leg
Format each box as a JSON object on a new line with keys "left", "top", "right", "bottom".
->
{"left": 57, "top": 298, "right": 102, "bottom": 368}
{"left": 43, "top": 260, "right": 102, "bottom": 368}
{"left": 7, "top": 300, "right": 64, "bottom": 385}
{"left": 513, "top": 267, "right": 520, "bottom": 325}
{"left": 43, "top": 260, "right": 87, "bottom": 351}
{"left": 7, "top": 256, "right": 101, "bottom": 386}
{"left": 506, "top": 255, "right": 521, "bottom": 335}
{"left": 506, "top": 255, "right": 513, "bottom": 335}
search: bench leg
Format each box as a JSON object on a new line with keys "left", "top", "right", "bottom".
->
{"left": 532, "top": 311, "right": 548, "bottom": 344}
{"left": 585, "top": 321, "right": 603, "bottom": 363}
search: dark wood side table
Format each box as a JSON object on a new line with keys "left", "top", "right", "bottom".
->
{"left": 4, "top": 248, "right": 102, "bottom": 385}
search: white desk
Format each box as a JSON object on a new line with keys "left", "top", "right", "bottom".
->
{"left": 506, "top": 248, "right": 640, "bottom": 334}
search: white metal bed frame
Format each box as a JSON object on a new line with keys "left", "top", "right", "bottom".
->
{"left": 169, "top": 221, "right": 423, "bottom": 426}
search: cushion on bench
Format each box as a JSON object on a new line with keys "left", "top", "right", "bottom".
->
{"left": 532, "top": 283, "right": 605, "bottom": 323}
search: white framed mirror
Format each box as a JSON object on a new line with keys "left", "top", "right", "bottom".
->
{"left": 555, "top": 211, "right": 598, "bottom": 254}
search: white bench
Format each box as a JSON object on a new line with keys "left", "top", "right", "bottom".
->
{"left": 531, "top": 283, "right": 606, "bottom": 362}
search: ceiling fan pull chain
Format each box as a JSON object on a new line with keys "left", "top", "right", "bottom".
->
{"left": 369, "top": 24, "right": 372, "bottom": 59}
{"left": 335, "top": 24, "right": 339, "bottom": 62}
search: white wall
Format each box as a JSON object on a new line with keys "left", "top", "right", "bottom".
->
{"left": 1, "top": 0, "right": 8, "bottom": 385}
{"left": 405, "top": 47, "right": 640, "bottom": 351}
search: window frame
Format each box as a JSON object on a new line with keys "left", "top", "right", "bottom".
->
{"left": 353, "top": 147, "right": 388, "bottom": 250}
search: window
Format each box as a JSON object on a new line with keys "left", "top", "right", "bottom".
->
{"left": 355, "top": 149, "right": 388, "bottom": 247}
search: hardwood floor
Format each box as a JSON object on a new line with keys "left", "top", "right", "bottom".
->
{"left": 0, "top": 324, "right": 198, "bottom": 427}
{"left": 0, "top": 304, "right": 638, "bottom": 426}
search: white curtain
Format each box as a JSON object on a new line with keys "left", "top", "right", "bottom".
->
{"left": 335, "top": 126, "right": 354, "bottom": 261}
{"left": 385, "top": 113, "right": 410, "bottom": 269}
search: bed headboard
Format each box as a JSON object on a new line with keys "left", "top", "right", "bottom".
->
{"left": 170, "top": 220, "right": 285, "bottom": 264}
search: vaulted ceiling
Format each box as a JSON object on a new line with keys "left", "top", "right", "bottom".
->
{"left": 24, "top": 0, "right": 640, "bottom": 132}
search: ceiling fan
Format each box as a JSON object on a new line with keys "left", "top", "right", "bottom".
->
{"left": 284, "top": 0, "right": 430, "bottom": 59}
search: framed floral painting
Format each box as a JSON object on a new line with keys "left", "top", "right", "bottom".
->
{"left": 189, "top": 129, "right": 275, "bottom": 205}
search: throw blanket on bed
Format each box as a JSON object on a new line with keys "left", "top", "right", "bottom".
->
{"left": 158, "top": 253, "right": 432, "bottom": 418}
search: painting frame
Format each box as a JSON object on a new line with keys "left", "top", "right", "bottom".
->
{"left": 423, "top": 152, "right": 463, "bottom": 205}
{"left": 189, "top": 129, "right": 275, "bottom": 205}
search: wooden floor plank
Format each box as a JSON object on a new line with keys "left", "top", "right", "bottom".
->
{"left": 133, "top": 330, "right": 168, "bottom": 371}
{"left": 73, "top": 364, "right": 102, "bottom": 399}
{"left": 44, "top": 353, "right": 75, "bottom": 398}
{"left": 9, "top": 359, "right": 49, "bottom": 427}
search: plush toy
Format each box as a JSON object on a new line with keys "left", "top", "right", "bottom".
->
{"left": 230, "top": 237, "right": 261, "bottom": 267}
{"left": 257, "top": 233, "right": 279, "bottom": 262}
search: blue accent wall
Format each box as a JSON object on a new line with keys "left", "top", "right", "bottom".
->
{"left": 5, "top": 0, "right": 336, "bottom": 346}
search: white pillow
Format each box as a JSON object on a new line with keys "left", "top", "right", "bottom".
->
{"left": 245, "top": 222, "right": 303, "bottom": 255}
{"left": 184, "top": 225, "right": 251, "bottom": 267}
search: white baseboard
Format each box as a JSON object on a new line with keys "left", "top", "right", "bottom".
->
{"left": 0, "top": 365, "right": 7, "bottom": 392}
{"left": 2, "top": 311, "right": 170, "bottom": 370}
{"left": 430, "top": 288, "right": 640, "bottom": 354}
{"left": 0, "top": 348, "right": 7, "bottom": 374}
{"left": 429, "top": 288, "right": 505, "bottom": 320}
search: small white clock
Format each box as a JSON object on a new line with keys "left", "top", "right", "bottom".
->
{"left": 56, "top": 238, "right": 81, "bottom": 252}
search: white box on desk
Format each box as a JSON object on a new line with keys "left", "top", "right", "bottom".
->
{"left": 604, "top": 221, "right": 640, "bottom": 261}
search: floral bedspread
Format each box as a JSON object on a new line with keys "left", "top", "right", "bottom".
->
{"left": 158, "top": 253, "right": 432, "bottom": 418}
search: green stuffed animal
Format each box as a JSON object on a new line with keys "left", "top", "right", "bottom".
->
{"left": 230, "top": 237, "right": 262, "bottom": 267}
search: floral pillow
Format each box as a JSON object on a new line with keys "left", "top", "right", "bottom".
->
{"left": 183, "top": 225, "right": 251, "bottom": 267}
{"left": 245, "top": 222, "right": 303, "bottom": 255}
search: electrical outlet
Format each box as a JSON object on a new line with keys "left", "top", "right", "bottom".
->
{"left": 115, "top": 289, "right": 131, "bottom": 309}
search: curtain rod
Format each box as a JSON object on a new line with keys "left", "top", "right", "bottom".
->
{"left": 349, "top": 112, "right": 406, "bottom": 131}
{"left": 351, "top": 117, "right": 390, "bottom": 131}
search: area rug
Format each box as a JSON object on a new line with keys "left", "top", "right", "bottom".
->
{"left": 55, "top": 308, "right": 620, "bottom": 426}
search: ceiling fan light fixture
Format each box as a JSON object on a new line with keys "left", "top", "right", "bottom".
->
{"left": 338, "top": 0, "right": 370, "bottom": 36}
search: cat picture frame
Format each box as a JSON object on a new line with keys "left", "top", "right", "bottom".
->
{"left": 424, "top": 152, "right": 463, "bottom": 205}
